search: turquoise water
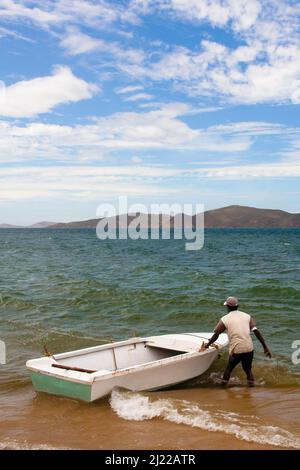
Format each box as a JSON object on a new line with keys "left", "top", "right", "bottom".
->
{"left": 0, "top": 228, "right": 300, "bottom": 394}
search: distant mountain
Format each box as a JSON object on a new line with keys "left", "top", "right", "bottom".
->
{"left": 0, "top": 221, "right": 55, "bottom": 228}
{"left": 28, "top": 221, "right": 56, "bottom": 228}
{"left": 50, "top": 213, "right": 194, "bottom": 229}
{"left": 50, "top": 218, "right": 100, "bottom": 229}
{"left": 2, "top": 205, "right": 300, "bottom": 229}
{"left": 49, "top": 205, "right": 300, "bottom": 229}
{"left": 204, "top": 205, "right": 300, "bottom": 227}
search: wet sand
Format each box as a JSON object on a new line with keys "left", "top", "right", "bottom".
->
{"left": 1, "top": 385, "right": 299, "bottom": 450}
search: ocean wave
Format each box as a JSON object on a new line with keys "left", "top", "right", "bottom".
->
{"left": 0, "top": 317, "right": 104, "bottom": 343}
{"left": 0, "top": 294, "right": 38, "bottom": 310}
{"left": 110, "top": 389, "right": 300, "bottom": 449}
{"left": 245, "top": 285, "right": 300, "bottom": 298}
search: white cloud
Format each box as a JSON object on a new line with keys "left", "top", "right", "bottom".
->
{"left": 2, "top": 1, "right": 300, "bottom": 107}
{"left": 131, "top": 0, "right": 261, "bottom": 30}
{"left": 123, "top": 1, "right": 300, "bottom": 105}
{"left": 194, "top": 161, "right": 300, "bottom": 179}
{"left": 131, "top": 155, "right": 142, "bottom": 163}
{"left": 60, "top": 27, "right": 145, "bottom": 68}
{"left": 0, "top": 112, "right": 299, "bottom": 202}
{"left": 0, "top": 25, "right": 34, "bottom": 42}
{"left": 60, "top": 27, "right": 102, "bottom": 55}
{"left": 116, "top": 85, "right": 144, "bottom": 94}
{"left": 0, "top": 0, "right": 139, "bottom": 28}
{"left": 0, "top": 104, "right": 200, "bottom": 161}
{"left": 120, "top": 37, "right": 300, "bottom": 105}
{"left": 0, "top": 165, "right": 178, "bottom": 201}
{"left": 208, "top": 122, "right": 286, "bottom": 136}
{"left": 1, "top": 155, "right": 300, "bottom": 202}
{"left": 0, "top": 66, "right": 98, "bottom": 118}
{"left": 124, "top": 93, "right": 154, "bottom": 101}
{"left": 0, "top": 105, "right": 261, "bottom": 163}
{"left": 0, "top": 0, "right": 63, "bottom": 25}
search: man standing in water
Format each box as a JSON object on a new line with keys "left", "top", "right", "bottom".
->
{"left": 202, "top": 296, "right": 272, "bottom": 386}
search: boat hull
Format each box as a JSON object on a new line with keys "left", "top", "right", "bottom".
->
{"left": 27, "top": 332, "right": 228, "bottom": 402}
{"left": 30, "top": 351, "right": 218, "bottom": 402}
{"left": 90, "top": 349, "right": 219, "bottom": 401}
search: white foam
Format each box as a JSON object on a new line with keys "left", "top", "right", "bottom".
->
{"left": 110, "top": 389, "right": 300, "bottom": 449}
{"left": 205, "top": 372, "right": 242, "bottom": 385}
{"left": 201, "top": 372, "right": 266, "bottom": 386}
{"left": 0, "top": 440, "right": 72, "bottom": 450}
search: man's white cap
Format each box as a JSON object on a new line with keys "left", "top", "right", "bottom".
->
{"left": 224, "top": 296, "right": 239, "bottom": 307}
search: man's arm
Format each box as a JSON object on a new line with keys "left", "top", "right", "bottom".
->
{"left": 250, "top": 317, "right": 272, "bottom": 358}
{"left": 199, "top": 320, "right": 225, "bottom": 351}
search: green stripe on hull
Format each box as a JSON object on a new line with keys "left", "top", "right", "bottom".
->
{"left": 31, "top": 371, "right": 91, "bottom": 402}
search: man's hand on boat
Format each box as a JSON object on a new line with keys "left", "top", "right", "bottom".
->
{"left": 199, "top": 341, "right": 219, "bottom": 352}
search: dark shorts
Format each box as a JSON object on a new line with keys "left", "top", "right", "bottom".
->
{"left": 228, "top": 350, "right": 254, "bottom": 370}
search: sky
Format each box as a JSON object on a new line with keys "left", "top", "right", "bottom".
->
{"left": 0, "top": 0, "right": 300, "bottom": 224}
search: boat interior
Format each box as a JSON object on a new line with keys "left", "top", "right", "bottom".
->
{"left": 52, "top": 339, "right": 191, "bottom": 374}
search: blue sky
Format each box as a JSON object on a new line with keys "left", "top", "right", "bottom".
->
{"left": 0, "top": 0, "right": 300, "bottom": 224}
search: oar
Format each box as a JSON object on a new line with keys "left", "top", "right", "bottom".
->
{"left": 51, "top": 363, "right": 97, "bottom": 374}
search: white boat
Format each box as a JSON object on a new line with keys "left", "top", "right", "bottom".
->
{"left": 26, "top": 332, "right": 228, "bottom": 402}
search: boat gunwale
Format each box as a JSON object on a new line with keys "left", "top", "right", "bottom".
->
{"left": 50, "top": 332, "right": 228, "bottom": 361}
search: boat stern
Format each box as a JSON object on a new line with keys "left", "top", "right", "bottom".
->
{"left": 26, "top": 357, "right": 93, "bottom": 402}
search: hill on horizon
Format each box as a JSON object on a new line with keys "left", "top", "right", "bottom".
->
{"left": 203, "top": 205, "right": 300, "bottom": 227}
{"left": 1, "top": 205, "right": 300, "bottom": 229}
{"left": 0, "top": 221, "right": 56, "bottom": 228}
{"left": 47, "top": 205, "right": 300, "bottom": 229}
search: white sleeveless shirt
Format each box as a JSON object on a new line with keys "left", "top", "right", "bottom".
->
{"left": 221, "top": 310, "right": 254, "bottom": 354}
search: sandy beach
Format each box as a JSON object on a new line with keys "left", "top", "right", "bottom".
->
{"left": 1, "top": 382, "right": 299, "bottom": 450}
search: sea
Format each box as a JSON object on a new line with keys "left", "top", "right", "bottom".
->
{"left": 0, "top": 228, "right": 299, "bottom": 450}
